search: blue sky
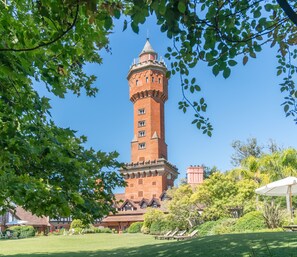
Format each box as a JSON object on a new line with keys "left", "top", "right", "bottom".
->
{"left": 40, "top": 16, "right": 297, "bottom": 187}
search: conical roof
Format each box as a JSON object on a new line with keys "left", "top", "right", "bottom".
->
{"left": 139, "top": 39, "right": 156, "bottom": 56}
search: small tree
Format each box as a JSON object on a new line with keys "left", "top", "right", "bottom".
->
{"left": 142, "top": 208, "right": 165, "bottom": 233}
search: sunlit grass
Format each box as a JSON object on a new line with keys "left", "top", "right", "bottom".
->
{"left": 0, "top": 232, "right": 297, "bottom": 257}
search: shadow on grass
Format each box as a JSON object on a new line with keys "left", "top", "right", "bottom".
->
{"left": 1, "top": 232, "right": 297, "bottom": 257}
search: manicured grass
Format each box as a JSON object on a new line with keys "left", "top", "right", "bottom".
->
{"left": 0, "top": 232, "right": 297, "bottom": 257}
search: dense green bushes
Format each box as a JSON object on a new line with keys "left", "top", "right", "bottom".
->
{"left": 127, "top": 222, "right": 143, "bottom": 233}
{"left": 233, "top": 211, "right": 267, "bottom": 232}
{"left": 196, "top": 219, "right": 237, "bottom": 236}
{"left": 8, "top": 226, "right": 35, "bottom": 238}
{"left": 194, "top": 211, "right": 269, "bottom": 236}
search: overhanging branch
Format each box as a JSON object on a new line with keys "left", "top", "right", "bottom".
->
{"left": 276, "top": 0, "right": 297, "bottom": 26}
{"left": 0, "top": 1, "right": 79, "bottom": 52}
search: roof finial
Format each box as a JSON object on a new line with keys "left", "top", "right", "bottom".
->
{"left": 146, "top": 29, "right": 149, "bottom": 41}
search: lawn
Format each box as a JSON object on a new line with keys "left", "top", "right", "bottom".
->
{"left": 0, "top": 232, "right": 297, "bottom": 257}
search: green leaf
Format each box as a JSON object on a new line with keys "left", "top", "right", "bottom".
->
{"left": 223, "top": 67, "right": 231, "bottom": 78}
{"left": 212, "top": 65, "right": 220, "bottom": 76}
{"left": 131, "top": 22, "right": 139, "bottom": 33}
{"left": 104, "top": 17, "right": 113, "bottom": 30}
{"left": 228, "top": 60, "right": 237, "bottom": 67}
{"left": 178, "top": 1, "right": 186, "bottom": 13}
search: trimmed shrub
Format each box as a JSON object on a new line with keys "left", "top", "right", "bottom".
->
{"left": 127, "top": 222, "right": 143, "bottom": 233}
{"left": 141, "top": 226, "right": 150, "bottom": 234}
{"left": 234, "top": 211, "right": 267, "bottom": 232}
{"left": 8, "top": 225, "right": 35, "bottom": 238}
{"left": 195, "top": 219, "right": 236, "bottom": 236}
{"left": 211, "top": 218, "right": 236, "bottom": 235}
{"left": 196, "top": 221, "right": 217, "bottom": 236}
{"left": 93, "top": 227, "right": 112, "bottom": 233}
{"left": 149, "top": 220, "right": 168, "bottom": 235}
{"left": 70, "top": 219, "right": 84, "bottom": 229}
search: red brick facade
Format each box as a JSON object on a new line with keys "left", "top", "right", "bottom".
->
{"left": 102, "top": 40, "right": 178, "bottom": 231}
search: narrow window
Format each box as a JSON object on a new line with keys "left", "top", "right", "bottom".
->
{"left": 136, "top": 79, "right": 138, "bottom": 85}
{"left": 158, "top": 78, "right": 161, "bottom": 83}
{"left": 146, "top": 77, "right": 148, "bottom": 83}
{"left": 138, "top": 143, "right": 146, "bottom": 149}
{"left": 138, "top": 120, "right": 145, "bottom": 127}
{"left": 152, "top": 77, "right": 154, "bottom": 82}
{"left": 138, "top": 108, "right": 145, "bottom": 115}
{"left": 138, "top": 131, "right": 145, "bottom": 137}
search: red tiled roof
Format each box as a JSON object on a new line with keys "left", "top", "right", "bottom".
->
{"left": 14, "top": 206, "right": 50, "bottom": 226}
{"left": 102, "top": 214, "right": 144, "bottom": 223}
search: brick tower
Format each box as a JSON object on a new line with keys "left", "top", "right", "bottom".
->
{"left": 120, "top": 39, "right": 178, "bottom": 201}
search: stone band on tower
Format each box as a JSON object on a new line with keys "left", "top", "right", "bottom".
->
{"left": 120, "top": 39, "right": 178, "bottom": 201}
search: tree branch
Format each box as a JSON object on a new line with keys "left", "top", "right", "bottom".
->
{"left": 276, "top": 0, "right": 297, "bottom": 26}
{"left": 0, "top": 1, "right": 79, "bottom": 52}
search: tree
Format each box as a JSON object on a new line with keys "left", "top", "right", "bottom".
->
{"left": 191, "top": 172, "right": 239, "bottom": 220}
{"left": 1, "top": 0, "right": 297, "bottom": 221}
{"left": 0, "top": 0, "right": 125, "bottom": 223}
{"left": 203, "top": 165, "right": 219, "bottom": 179}
{"left": 123, "top": 0, "right": 297, "bottom": 133}
{"left": 166, "top": 184, "right": 200, "bottom": 229}
{"left": 231, "top": 138, "right": 263, "bottom": 166}
{"left": 260, "top": 148, "right": 297, "bottom": 181}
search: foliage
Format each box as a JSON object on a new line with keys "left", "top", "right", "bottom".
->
{"left": 263, "top": 202, "right": 286, "bottom": 229}
{"left": 70, "top": 219, "right": 85, "bottom": 229}
{"left": 232, "top": 179, "right": 258, "bottom": 215}
{"left": 94, "top": 227, "right": 112, "bottom": 233}
{"left": 166, "top": 184, "right": 200, "bottom": 229}
{"left": 149, "top": 220, "right": 168, "bottom": 235}
{"left": 140, "top": 225, "right": 150, "bottom": 234}
{"left": 8, "top": 225, "right": 35, "bottom": 238}
{"left": 124, "top": 0, "right": 297, "bottom": 130}
{"left": 127, "top": 222, "right": 143, "bottom": 233}
{"left": 203, "top": 166, "right": 219, "bottom": 179}
{"left": 231, "top": 138, "right": 263, "bottom": 167}
{"left": 195, "top": 220, "right": 217, "bottom": 236}
{"left": 191, "top": 172, "right": 239, "bottom": 221}
{"left": 0, "top": 0, "right": 126, "bottom": 223}
{"left": 1, "top": 0, "right": 297, "bottom": 223}
{"left": 234, "top": 211, "right": 267, "bottom": 232}
{"left": 143, "top": 208, "right": 165, "bottom": 229}
{"left": 260, "top": 148, "right": 297, "bottom": 181}
{"left": 196, "top": 218, "right": 237, "bottom": 236}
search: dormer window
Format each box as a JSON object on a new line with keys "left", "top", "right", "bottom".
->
{"left": 141, "top": 202, "right": 147, "bottom": 209}
{"left": 123, "top": 202, "right": 133, "bottom": 211}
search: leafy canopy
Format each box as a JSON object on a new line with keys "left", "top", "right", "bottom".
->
{"left": 1, "top": 0, "right": 297, "bottom": 222}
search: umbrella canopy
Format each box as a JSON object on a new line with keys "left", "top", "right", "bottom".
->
{"left": 255, "top": 176, "right": 297, "bottom": 196}
{"left": 255, "top": 176, "right": 297, "bottom": 221}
